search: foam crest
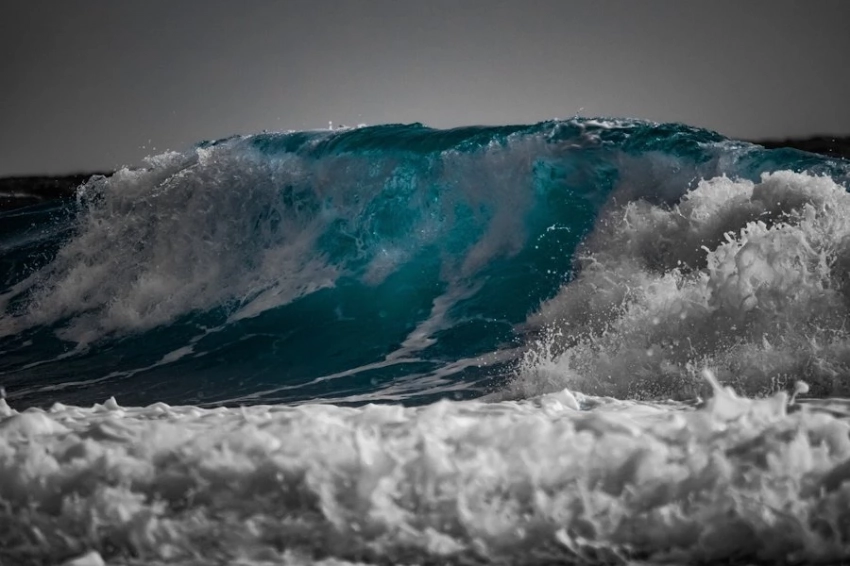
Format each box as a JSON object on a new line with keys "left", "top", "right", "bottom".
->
{"left": 2, "top": 386, "right": 850, "bottom": 564}
{"left": 519, "top": 171, "right": 850, "bottom": 399}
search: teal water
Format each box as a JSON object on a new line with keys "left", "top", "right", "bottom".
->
{"left": 0, "top": 119, "right": 848, "bottom": 409}
{"left": 5, "top": 119, "right": 850, "bottom": 565}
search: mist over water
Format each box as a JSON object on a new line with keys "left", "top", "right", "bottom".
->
{"left": 2, "top": 119, "right": 850, "bottom": 564}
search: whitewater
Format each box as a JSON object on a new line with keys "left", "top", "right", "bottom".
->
{"left": 2, "top": 118, "right": 850, "bottom": 565}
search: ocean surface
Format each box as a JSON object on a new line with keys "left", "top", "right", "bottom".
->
{"left": 2, "top": 118, "right": 850, "bottom": 565}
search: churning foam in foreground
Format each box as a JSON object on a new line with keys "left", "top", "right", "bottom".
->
{"left": 2, "top": 375, "right": 850, "bottom": 565}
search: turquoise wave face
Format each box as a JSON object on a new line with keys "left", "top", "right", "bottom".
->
{"left": 0, "top": 119, "right": 848, "bottom": 408}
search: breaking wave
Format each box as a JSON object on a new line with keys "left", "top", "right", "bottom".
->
{"left": 1, "top": 119, "right": 847, "bottom": 408}
{"left": 2, "top": 119, "right": 850, "bottom": 564}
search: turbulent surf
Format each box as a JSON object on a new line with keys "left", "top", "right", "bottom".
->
{"left": 2, "top": 119, "right": 850, "bottom": 565}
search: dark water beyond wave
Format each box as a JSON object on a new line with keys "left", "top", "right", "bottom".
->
{"left": 4, "top": 119, "right": 850, "bottom": 565}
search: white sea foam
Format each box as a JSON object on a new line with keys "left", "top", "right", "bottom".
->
{"left": 517, "top": 171, "right": 850, "bottom": 400}
{"left": 2, "top": 377, "right": 850, "bottom": 565}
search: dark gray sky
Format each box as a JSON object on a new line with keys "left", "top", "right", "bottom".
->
{"left": 2, "top": 0, "right": 849, "bottom": 175}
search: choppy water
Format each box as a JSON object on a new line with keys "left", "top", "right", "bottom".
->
{"left": 2, "top": 119, "right": 850, "bottom": 565}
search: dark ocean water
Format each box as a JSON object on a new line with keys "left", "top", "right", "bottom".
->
{"left": 3, "top": 119, "right": 850, "bottom": 565}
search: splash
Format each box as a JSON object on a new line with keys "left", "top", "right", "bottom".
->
{"left": 516, "top": 171, "right": 850, "bottom": 400}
